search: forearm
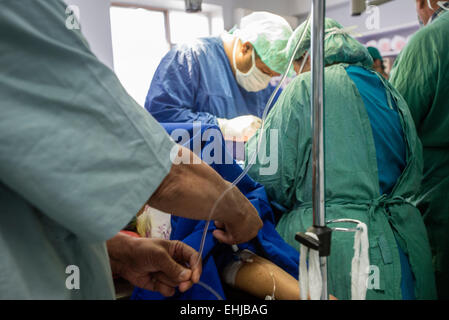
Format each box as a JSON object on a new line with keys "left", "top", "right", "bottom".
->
{"left": 106, "top": 232, "right": 137, "bottom": 277}
{"left": 148, "top": 145, "right": 249, "bottom": 223}
{"left": 151, "top": 103, "right": 218, "bottom": 125}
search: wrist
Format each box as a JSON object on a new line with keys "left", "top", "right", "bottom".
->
{"left": 107, "top": 232, "right": 140, "bottom": 277}
{"left": 214, "top": 184, "right": 247, "bottom": 223}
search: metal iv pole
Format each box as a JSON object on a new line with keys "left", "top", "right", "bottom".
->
{"left": 296, "top": 1, "right": 372, "bottom": 300}
{"left": 295, "top": 0, "right": 332, "bottom": 300}
{"left": 311, "top": 0, "right": 328, "bottom": 301}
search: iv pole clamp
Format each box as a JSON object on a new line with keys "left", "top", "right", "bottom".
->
{"left": 294, "top": 0, "right": 330, "bottom": 300}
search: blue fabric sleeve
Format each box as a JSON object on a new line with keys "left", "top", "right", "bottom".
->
{"left": 145, "top": 47, "right": 218, "bottom": 125}
{"left": 132, "top": 123, "right": 300, "bottom": 300}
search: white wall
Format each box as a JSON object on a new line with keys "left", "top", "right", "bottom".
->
{"left": 223, "top": 0, "right": 419, "bottom": 32}
{"left": 63, "top": 0, "right": 303, "bottom": 69}
{"left": 64, "top": 0, "right": 115, "bottom": 69}
{"left": 323, "top": 0, "right": 419, "bottom": 34}
{"left": 63, "top": 0, "right": 419, "bottom": 69}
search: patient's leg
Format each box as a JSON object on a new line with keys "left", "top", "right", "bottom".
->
{"left": 223, "top": 250, "right": 300, "bottom": 300}
{"left": 223, "top": 250, "right": 337, "bottom": 300}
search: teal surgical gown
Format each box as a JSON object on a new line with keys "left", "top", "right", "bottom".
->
{"left": 145, "top": 37, "right": 277, "bottom": 124}
{"left": 0, "top": 0, "right": 175, "bottom": 299}
{"left": 245, "top": 64, "right": 436, "bottom": 299}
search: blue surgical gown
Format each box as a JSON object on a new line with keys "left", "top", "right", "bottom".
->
{"left": 145, "top": 37, "right": 279, "bottom": 124}
{"left": 132, "top": 123, "right": 299, "bottom": 300}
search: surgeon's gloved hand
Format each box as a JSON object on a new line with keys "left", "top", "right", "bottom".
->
{"left": 217, "top": 115, "right": 262, "bottom": 142}
{"left": 107, "top": 233, "right": 202, "bottom": 297}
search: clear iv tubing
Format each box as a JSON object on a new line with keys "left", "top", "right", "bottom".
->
{"left": 197, "top": 280, "right": 224, "bottom": 300}
{"left": 191, "top": 14, "right": 312, "bottom": 298}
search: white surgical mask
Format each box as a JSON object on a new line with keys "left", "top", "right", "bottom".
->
{"left": 426, "top": 0, "right": 446, "bottom": 9}
{"left": 233, "top": 38, "right": 272, "bottom": 92}
{"left": 424, "top": 0, "right": 449, "bottom": 25}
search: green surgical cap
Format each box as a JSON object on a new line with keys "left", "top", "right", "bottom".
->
{"left": 235, "top": 11, "right": 293, "bottom": 74}
{"left": 286, "top": 17, "right": 373, "bottom": 68}
{"left": 367, "top": 46, "right": 383, "bottom": 61}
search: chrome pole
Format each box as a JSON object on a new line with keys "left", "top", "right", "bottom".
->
{"left": 311, "top": 0, "right": 327, "bottom": 300}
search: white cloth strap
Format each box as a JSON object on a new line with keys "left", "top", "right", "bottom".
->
{"left": 299, "top": 232, "right": 322, "bottom": 300}
{"left": 351, "top": 222, "right": 370, "bottom": 300}
{"left": 298, "top": 221, "right": 369, "bottom": 300}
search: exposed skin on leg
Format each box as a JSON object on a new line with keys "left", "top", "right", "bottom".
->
{"left": 233, "top": 254, "right": 299, "bottom": 300}
{"left": 232, "top": 253, "right": 338, "bottom": 300}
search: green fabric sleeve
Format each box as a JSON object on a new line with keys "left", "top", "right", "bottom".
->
{"left": 245, "top": 75, "right": 310, "bottom": 210}
{"left": 389, "top": 30, "right": 437, "bottom": 129}
{"left": 0, "top": 0, "right": 175, "bottom": 242}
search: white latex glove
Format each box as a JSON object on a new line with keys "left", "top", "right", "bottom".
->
{"left": 217, "top": 115, "right": 262, "bottom": 142}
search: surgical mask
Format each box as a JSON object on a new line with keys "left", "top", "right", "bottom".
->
{"left": 437, "top": 0, "right": 449, "bottom": 9}
{"left": 233, "top": 38, "right": 272, "bottom": 92}
{"left": 426, "top": 0, "right": 447, "bottom": 9}
{"left": 421, "top": 1, "right": 448, "bottom": 26}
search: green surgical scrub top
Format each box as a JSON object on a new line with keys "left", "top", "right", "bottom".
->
{"left": 0, "top": 0, "right": 175, "bottom": 299}
{"left": 390, "top": 10, "right": 449, "bottom": 299}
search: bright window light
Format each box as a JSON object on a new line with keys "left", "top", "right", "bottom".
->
{"left": 169, "top": 11, "right": 210, "bottom": 44}
{"left": 110, "top": 7, "right": 170, "bottom": 107}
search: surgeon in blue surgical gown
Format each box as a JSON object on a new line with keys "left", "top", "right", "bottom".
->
{"left": 145, "top": 12, "right": 293, "bottom": 142}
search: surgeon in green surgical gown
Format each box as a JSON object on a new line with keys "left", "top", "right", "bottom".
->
{"left": 245, "top": 18, "right": 437, "bottom": 300}
{"left": 0, "top": 0, "right": 263, "bottom": 299}
{"left": 389, "top": 0, "right": 449, "bottom": 299}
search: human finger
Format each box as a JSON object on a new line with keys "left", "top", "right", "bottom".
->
{"left": 153, "top": 241, "right": 192, "bottom": 283}
{"left": 166, "top": 240, "right": 201, "bottom": 283}
{"left": 214, "top": 220, "right": 225, "bottom": 229}
{"left": 212, "top": 228, "right": 236, "bottom": 245}
{"left": 139, "top": 275, "right": 176, "bottom": 297}
{"left": 152, "top": 271, "right": 182, "bottom": 287}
